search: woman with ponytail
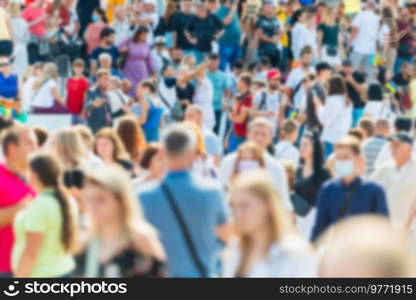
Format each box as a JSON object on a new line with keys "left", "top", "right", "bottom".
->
{"left": 12, "top": 153, "right": 78, "bottom": 278}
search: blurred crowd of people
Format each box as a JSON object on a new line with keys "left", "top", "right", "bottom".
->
{"left": 0, "top": 0, "right": 416, "bottom": 278}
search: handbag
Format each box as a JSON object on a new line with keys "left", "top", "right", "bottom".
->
{"left": 161, "top": 183, "right": 208, "bottom": 277}
{"left": 158, "top": 89, "right": 184, "bottom": 121}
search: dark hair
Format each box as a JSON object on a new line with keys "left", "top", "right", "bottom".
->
{"left": 208, "top": 53, "right": 219, "bottom": 60}
{"left": 327, "top": 75, "right": 346, "bottom": 97}
{"left": 315, "top": 62, "right": 331, "bottom": 74}
{"left": 348, "top": 128, "right": 365, "bottom": 142}
{"left": 100, "top": 27, "right": 115, "bottom": 40}
{"left": 260, "top": 56, "right": 271, "bottom": 66}
{"left": 367, "top": 84, "right": 383, "bottom": 101}
{"left": 359, "top": 118, "right": 374, "bottom": 137}
{"left": 303, "top": 130, "right": 325, "bottom": 180}
{"left": 29, "top": 153, "right": 77, "bottom": 253}
{"left": 33, "top": 126, "right": 48, "bottom": 147}
{"left": 133, "top": 26, "right": 149, "bottom": 43}
{"left": 247, "top": 61, "right": 258, "bottom": 73}
{"left": 394, "top": 117, "right": 412, "bottom": 132}
{"left": 140, "top": 143, "right": 163, "bottom": 169}
{"left": 141, "top": 80, "right": 157, "bottom": 93}
{"left": 233, "top": 59, "right": 244, "bottom": 70}
{"left": 95, "top": 8, "right": 108, "bottom": 23}
{"left": 239, "top": 73, "right": 253, "bottom": 87}
{"left": 300, "top": 45, "right": 313, "bottom": 57}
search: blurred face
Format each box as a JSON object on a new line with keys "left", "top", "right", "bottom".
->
{"left": 97, "top": 74, "right": 110, "bottom": 89}
{"left": 28, "top": 169, "right": 42, "bottom": 192}
{"left": 7, "top": 129, "right": 37, "bottom": 168}
{"left": 334, "top": 147, "right": 357, "bottom": 178}
{"left": 247, "top": 125, "right": 273, "bottom": 150}
{"left": 171, "top": 49, "right": 183, "bottom": 63}
{"left": 105, "top": 34, "right": 115, "bottom": 45}
{"left": 231, "top": 189, "right": 270, "bottom": 234}
{"left": 300, "top": 53, "right": 313, "bottom": 66}
{"left": 144, "top": 3, "right": 155, "bottom": 12}
{"left": 237, "top": 79, "right": 249, "bottom": 92}
{"left": 182, "top": 0, "right": 193, "bottom": 12}
{"left": 268, "top": 77, "right": 280, "bottom": 90}
{"left": 402, "top": 64, "right": 413, "bottom": 77}
{"left": 185, "top": 109, "right": 202, "bottom": 125}
{"left": 95, "top": 137, "right": 115, "bottom": 161}
{"left": 391, "top": 141, "right": 412, "bottom": 164}
{"left": 343, "top": 65, "right": 353, "bottom": 75}
{"left": 320, "top": 69, "right": 332, "bottom": 81}
{"left": 208, "top": 58, "right": 219, "bottom": 71}
{"left": 83, "top": 183, "right": 123, "bottom": 225}
{"left": 0, "top": 59, "right": 11, "bottom": 74}
{"left": 263, "top": 4, "right": 275, "bottom": 16}
{"left": 197, "top": 7, "right": 208, "bottom": 18}
{"left": 73, "top": 65, "right": 84, "bottom": 75}
{"left": 300, "top": 137, "right": 313, "bottom": 160}
{"left": 239, "top": 149, "right": 256, "bottom": 160}
{"left": 138, "top": 32, "right": 149, "bottom": 43}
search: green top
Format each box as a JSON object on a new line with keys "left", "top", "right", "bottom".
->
{"left": 317, "top": 23, "right": 339, "bottom": 47}
{"left": 12, "top": 189, "right": 75, "bottom": 277}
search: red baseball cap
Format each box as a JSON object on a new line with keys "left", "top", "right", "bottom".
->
{"left": 267, "top": 69, "right": 281, "bottom": 80}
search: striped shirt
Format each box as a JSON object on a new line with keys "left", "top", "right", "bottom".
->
{"left": 362, "top": 136, "right": 388, "bottom": 177}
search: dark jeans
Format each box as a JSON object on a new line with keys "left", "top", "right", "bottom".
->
{"left": 219, "top": 44, "right": 242, "bottom": 71}
{"left": 0, "top": 40, "right": 13, "bottom": 56}
{"left": 213, "top": 110, "right": 222, "bottom": 134}
{"left": 259, "top": 46, "right": 280, "bottom": 67}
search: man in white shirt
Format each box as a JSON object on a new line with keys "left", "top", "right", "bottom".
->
{"left": 251, "top": 69, "right": 285, "bottom": 136}
{"left": 371, "top": 133, "right": 416, "bottom": 234}
{"left": 291, "top": 9, "right": 309, "bottom": 60}
{"left": 285, "top": 45, "right": 314, "bottom": 110}
{"left": 349, "top": 1, "right": 379, "bottom": 79}
{"left": 219, "top": 118, "right": 293, "bottom": 211}
{"left": 275, "top": 119, "right": 300, "bottom": 168}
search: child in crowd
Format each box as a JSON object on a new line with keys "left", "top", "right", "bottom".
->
{"left": 274, "top": 119, "right": 300, "bottom": 168}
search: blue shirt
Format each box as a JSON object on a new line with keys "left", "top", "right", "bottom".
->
{"left": 207, "top": 70, "right": 230, "bottom": 111}
{"left": 138, "top": 170, "right": 229, "bottom": 277}
{"left": 215, "top": 5, "right": 242, "bottom": 46}
{"left": 311, "top": 177, "right": 389, "bottom": 241}
{"left": 0, "top": 73, "right": 18, "bottom": 99}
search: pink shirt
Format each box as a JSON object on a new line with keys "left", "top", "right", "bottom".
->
{"left": 0, "top": 164, "right": 35, "bottom": 273}
{"left": 85, "top": 23, "right": 107, "bottom": 54}
{"left": 22, "top": 5, "right": 47, "bottom": 37}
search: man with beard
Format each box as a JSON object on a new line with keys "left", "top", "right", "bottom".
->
{"left": 251, "top": 69, "right": 285, "bottom": 136}
{"left": 90, "top": 27, "right": 120, "bottom": 76}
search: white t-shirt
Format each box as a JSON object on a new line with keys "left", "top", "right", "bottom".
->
{"left": 193, "top": 77, "right": 215, "bottom": 130}
{"left": 219, "top": 150, "right": 293, "bottom": 211}
{"left": 286, "top": 66, "right": 314, "bottom": 110}
{"left": 352, "top": 10, "right": 380, "bottom": 55}
{"left": 274, "top": 140, "right": 300, "bottom": 168}
{"left": 291, "top": 22, "right": 309, "bottom": 60}
{"left": 364, "top": 101, "right": 393, "bottom": 120}
{"left": 30, "top": 79, "right": 57, "bottom": 109}
{"left": 253, "top": 90, "right": 283, "bottom": 134}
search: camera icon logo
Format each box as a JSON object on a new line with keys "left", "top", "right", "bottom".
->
{"left": 3, "top": 281, "right": 20, "bottom": 297}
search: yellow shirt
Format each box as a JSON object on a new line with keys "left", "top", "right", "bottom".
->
{"left": 106, "top": 0, "right": 126, "bottom": 24}
{"left": 344, "top": 0, "right": 361, "bottom": 14}
{"left": 276, "top": 7, "right": 288, "bottom": 47}
{"left": 0, "top": 7, "right": 11, "bottom": 40}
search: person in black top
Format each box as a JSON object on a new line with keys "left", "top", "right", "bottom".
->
{"left": 171, "top": 0, "right": 195, "bottom": 51}
{"left": 185, "top": 2, "right": 224, "bottom": 63}
{"left": 89, "top": 27, "right": 120, "bottom": 76}
{"left": 255, "top": 0, "right": 281, "bottom": 67}
{"left": 294, "top": 130, "right": 331, "bottom": 211}
{"left": 339, "top": 59, "right": 367, "bottom": 127}
{"left": 76, "top": 0, "right": 100, "bottom": 37}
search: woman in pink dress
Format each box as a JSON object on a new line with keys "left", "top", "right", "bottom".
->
{"left": 118, "top": 26, "right": 155, "bottom": 97}
{"left": 84, "top": 8, "right": 107, "bottom": 55}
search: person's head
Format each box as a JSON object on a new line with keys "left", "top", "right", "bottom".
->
{"left": 280, "top": 120, "right": 298, "bottom": 143}
{"left": 259, "top": 56, "right": 271, "bottom": 70}
{"left": 252, "top": 79, "right": 266, "bottom": 93}
{"left": 154, "top": 36, "right": 166, "bottom": 50}
{"left": 374, "top": 118, "right": 390, "bottom": 137}
{"left": 143, "top": 0, "right": 157, "bottom": 12}
{"left": 162, "top": 123, "right": 197, "bottom": 170}
{"left": 100, "top": 27, "right": 115, "bottom": 46}
{"left": 300, "top": 130, "right": 324, "bottom": 173}
{"left": 84, "top": 167, "right": 155, "bottom": 236}
{"left": 114, "top": 5, "right": 126, "bottom": 21}
{"left": 229, "top": 170, "right": 292, "bottom": 276}
{"left": 33, "top": 63, "right": 58, "bottom": 90}
{"left": 1, "top": 124, "right": 37, "bottom": 171}
{"left": 92, "top": 8, "right": 107, "bottom": 23}
{"left": 389, "top": 132, "right": 413, "bottom": 167}
{"left": 234, "top": 141, "right": 265, "bottom": 176}
{"left": 358, "top": 118, "right": 374, "bottom": 139}
{"left": 321, "top": 6, "right": 335, "bottom": 25}
{"left": 73, "top": 125, "right": 94, "bottom": 151}
{"left": 299, "top": 46, "right": 313, "bottom": 67}
{"left": 116, "top": 116, "right": 147, "bottom": 163}
{"left": 237, "top": 73, "right": 253, "bottom": 93}
{"left": 247, "top": 118, "right": 274, "bottom": 150}
{"left": 367, "top": 83, "right": 383, "bottom": 102}
{"left": 394, "top": 117, "right": 412, "bottom": 133}
{"left": 133, "top": 26, "right": 149, "bottom": 43}
{"left": 365, "top": 0, "right": 375, "bottom": 11}
{"left": 315, "top": 62, "right": 332, "bottom": 81}
{"left": 195, "top": 2, "right": 208, "bottom": 18}
{"left": 327, "top": 75, "right": 347, "bottom": 98}
{"left": 29, "top": 153, "right": 78, "bottom": 253}
{"left": 139, "top": 79, "right": 157, "bottom": 97}
{"left": 7, "top": 2, "right": 21, "bottom": 18}
{"left": 181, "top": 0, "right": 194, "bottom": 13}
{"left": 207, "top": 53, "right": 220, "bottom": 72}
{"left": 183, "top": 122, "right": 206, "bottom": 157}
{"left": 96, "top": 69, "right": 111, "bottom": 90}
{"left": 347, "top": 128, "right": 365, "bottom": 144}
{"left": 184, "top": 105, "right": 204, "bottom": 127}
{"left": 400, "top": 62, "right": 413, "bottom": 78}
{"left": 109, "top": 76, "right": 122, "bottom": 91}
{"left": 333, "top": 136, "right": 362, "bottom": 180}
{"left": 233, "top": 59, "right": 244, "bottom": 76}
{"left": 0, "top": 57, "right": 12, "bottom": 75}
{"left": 72, "top": 59, "right": 85, "bottom": 76}
{"left": 139, "top": 143, "right": 166, "bottom": 177}
{"left": 262, "top": 0, "right": 276, "bottom": 17}
{"left": 318, "top": 216, "right": 414, "bottom": 277}
{"left": 170, "top": 47, "right": 184, "bottom": 64}
{"left": 266, "top": 69, "right": 281, "bottom": 90}
{"left": 94, "top": 128, "right": 128, "bottom": 163}
{"left": 305, "top": 11, "right": 316, "bottom": 28}
{"left": 54, "top": 128, "right": 86, "bottom": 168}
{"left": 99, "top": 53, "right": 112, "bottom": 70}
{"left": 292, "top": 8, "right": 306, "bottom": 24}
{"left": 342, "top": 59, "right": 353, "bottom": 75}
{"left": 33, "top": 126, "right": 49, "bottom": 148}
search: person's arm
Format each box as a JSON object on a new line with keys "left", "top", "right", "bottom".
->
{"left": 184, "top": 29, "right": 196, "bottom": 45}
{"left": 229, "top": 104, "right": 250, "bottom": 124}
{"left": 138, "top": 97, "right": 149, "bottom": 125}
{"left": 90, "top": 59, "right": 98, "bottom": 77}
{"left": 14, "top": 232, "right": 43, "bottom": 277}
{"left": 221, "top": 1, "right": 238, "bottom": 26}
{"left": 405, "top": 198, "right": 416, "bottom": 229}
{"left": 256, "top": 28, "right": 275, "bottom": 44}
{"left": 0, "top": 198, "right": 30, "bottom": 229}
{"left": 51, "top": 86, "right": 66, "bottom": 106}
{"left": 374, "top": 185, "right": 389, "bottom": 217}
{"left": 132, "top": 228, "right": 166, "bottom": 262}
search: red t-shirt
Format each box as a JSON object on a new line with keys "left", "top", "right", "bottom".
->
{"left": 66, "top": 77, "right": 89, "bottom": 114}
{"left": 0, "top": 164, "right": 35, "bottom": 273}
{"left": 46, "top": 4, "right": 71, "bottom": 27}
{"left": 233, "top": 93, "right": 253, "bottom": 137}
{"left": 22, "top": 5, "right": 47, "bottom": 37}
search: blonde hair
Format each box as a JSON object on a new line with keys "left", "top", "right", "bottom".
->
{"left": 232, "top": 141, "right": 265, "bottom": 178}
{"left": 183, "top": 121, "right": 206, "bottom": 157}
{"left": 322, "top": 7, "right": 335, "bottom": 25}
{"left": 55, "top": 128, "right": 87, "bottom": 168}
{"left": 8, "top": 2, "right": 22, "bottom": 18}
{"left": 86, "top": 167, "right": 157, "bottom": 241}
{"left": 230, "top": 171, "right": 293, "bottom": 277}
{"left": 33, "top": 63, "right": 58, "bottom": 91}
{"left": 94, "top": 128, "right": 129, "bottom": 162}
